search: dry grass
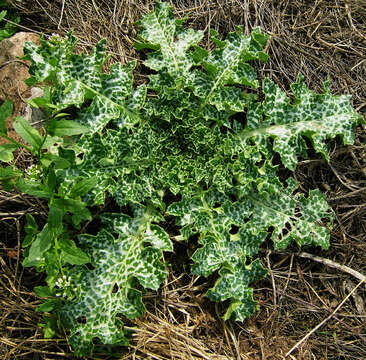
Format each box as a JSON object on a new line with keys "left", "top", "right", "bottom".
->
{"left": 2, "top": 0, "right": 366, "bottom": 359}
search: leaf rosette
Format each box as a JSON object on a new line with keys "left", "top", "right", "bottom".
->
{"left": 5, "top": 2, "right": 362, "bottom": 357}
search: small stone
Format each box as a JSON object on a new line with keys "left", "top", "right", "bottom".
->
{"left": 24, "top": 87, "right": 45, "bottom": 129}
{"left": 0, "top": 32, "right": 40, "bottom": 145}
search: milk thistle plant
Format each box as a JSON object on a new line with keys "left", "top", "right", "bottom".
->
{"left": 0, "top": 2, "right": 362, "bottom": 356}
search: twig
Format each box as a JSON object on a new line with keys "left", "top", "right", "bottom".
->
{"left": 278, "top": 254, "right": 294, "bottom": 304}
{"left": 328, "top": 187, "right": 366, "bottom": 201}
{"left": 1, "top": 18, "right": 44, "bottom": 36}
{"left": 297, "top": 252, "right": 366, "bottom": 283}
{"left": 58, "top": 0, "right": 66, "bottom": 30}
{"left": 0, "top": 211, "right": 42, "bottom": 217}
{"left": 284, "top": 279, "right": 365, "bottom": 358}
{"left": 266, "top": 250, "right": 277, "bottom": 305}
{"left": 0, "top": 60, "right": 30, "bottom": 70}
{"left": 215, "top": 304, "right": 234, "bottom": 356}
{"left": 345, "top": 3, "right": 366, "bottom": 41}
{"left": 328, "top": 163, "right": 358, "bottom": 191}
{"left": 227, "top": 322, "right": 241, "bottom": 360}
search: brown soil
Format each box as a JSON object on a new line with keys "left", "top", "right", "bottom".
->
{"left": 1, "top": 1, "right": 366, "bottom": 359}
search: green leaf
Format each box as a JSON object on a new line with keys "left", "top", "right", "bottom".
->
{"left": 58, "top": 238, "right": 90, "bottom": 265}
{"left": 68, "top": 176, "right": 98, "bottom": 198}
{"left": 0, "top": 99, "right": 13, "bottom": 134}
{"left": 36, "top": 299, "right": 57, "bottom": 312}
{"left": 240, "top": 74, "right": 364, "bottom": 169}
{"left": 247, "top": 178, "right": 333, "bottom": 250}
{"left": 188, "top": 27, "right": 269, "bottom": 111}
{"left": 13, "top": 116, "right": 44, "bottom": 150}
{"left": 40, "top": 153, "right": 71, "bottom": 169}
{"left": 52, "top": 198, "right": 91, "bottom": 225}
{"left": 168, "top": 191, "right": 269, "bottom": 322}
{"left": 16, "top": 178, "right": 51, "bottom": 199}
{"left": 39, "top": 316, "right": 57, "bottom": 338}
{"left": 0, "top": 143, "right": 18, "bottom": 162}
{"left": 144, "top": 224, "right": 173, "bottom": 251}
{"left": 0, "top": 166, "right": 21, "bottom": 191}
{"left": 61, "top": 211, "right": 168, "bottom": 356}
{"left": 0, "top": 8, "right": 18, "bottom": 41}
{"left": 47, "top": 167, "right": 57, "bottom": 193}
{"left": 48, "top": 205, "right": 64, "bottom": 231}
{"left": 24, "top": 76, "right": 37, "bottom": 87}
{"left": 43, "top": 327, "right": 56, "bottom": 338}
{"left": 44, "top": 251, "right": 60, "bottom": 287}
{"left": 24, "top": 34, "right": 144, "bottom": 133}
{"left": 206, "top": 259, "right": 267, "bottom": 321}
{"left": 34, "top": 286, "right": 54, "bottom": 298}
{"left": 0, "top": 10, "right": 6, "bottom": 22}
{"left": 0, "top": 166, "right": 20, "bottom": 180}
{"left": 36, "top": 301, "right": 54, "bottom": 312}
{"left": 50, "top": 119, "right": 90, "bottom": 136}
{"left": 23, "top": 224, "right": 53, "bottom": 267}
{"left": 167, "top": 181, "right": 333, "bottom": 320}
{"left": 23, "top": 213, "right": 39, "bottom": 248}
{"left": 138, "top": 2, "right": 204, "bottom": 76}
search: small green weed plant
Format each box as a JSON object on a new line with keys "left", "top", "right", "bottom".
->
{"left": 0, "top": 2, "right": 363, "bottom": 356}
{"left": 0, "top": 1, "right": 20, "bottom": 41}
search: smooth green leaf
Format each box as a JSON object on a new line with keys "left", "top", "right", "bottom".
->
{"left": 52, "top": 198, "right": 88, "bottom": 214}
{"left": 58, "top": 238, "right": 90, "bottom": 265}
{"left": 24, "top": 76, "right": 37, "bottom": 87}
{"left": 0, "top": 8, "right": 19, "bottom": 41}
{"left": 0, "top": 143, "right": 18, "bottom": 162}
{"left": 0, "top": 166, "right": 20, "bottom": 180}
{"left": 44, "top": 251, "right": 61, "bottom": 287}
{"left": 47, "top": 167, "right": 57, "bottom": 193}
{"left": 36, "top": 299, "right": 56, "bottom": 312}
{"left": 52, "top": 198, "right": 91, "bottom": 226}
{"left": 0, "top": 166, "right": 21, "bottom": 191}
{"left": 34, "top": 286, "right": 53, "bottom": 298}
{"left": 0, "top": 10, "right": 6, "bottom": 22}
{"left": 40, "top": 153, "right": 71, "bottom": 169}
{"left": 23, "top": 213, "right": 39, "bottom": 248}
{"left": 68, "top": 176, "right": 98, "bottom": 198}
{"left": 13, "top": 116, "right": 44, "bottom": 150}
{"left": 23, "top": 224, "right": 53, "bottom": 267}
{"left": 16, "top": 178, "right": 51, "bottom": 199}
{"left": 50, "top": 120, "right": 90, "bottom": 136}
{"left": 39, "top": 316, "right": 57, "bottom": 338}
{"left": 48, "top": 205, "right": 64, "bottom": 231}
{"left": 43, "top": 326, "right": 56, "bottom": 338}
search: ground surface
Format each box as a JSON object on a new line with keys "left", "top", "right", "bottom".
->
{"left": 1, "top": 0, "right": 366, "bottom": 359}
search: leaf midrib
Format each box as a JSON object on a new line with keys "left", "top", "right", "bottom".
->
{"left": 202, "top": 39, "right": 247, "bottom": 107}
{"left": 239, "top": 113, "right": 356, "bottom": 141}
{"left": 74, "top": 81, "right": 143, "bottom": 129}
{"left": 150, "top": 11, "right": 179, "bottom": 72}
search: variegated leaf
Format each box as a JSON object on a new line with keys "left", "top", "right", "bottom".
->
{"left": 18, "top": 3, "right": 364, "bottom": 355}
{"left": 240, "top": 74, "right": 363, "bottom": 169}
{"left": 188, "top": 27, "right": 269, "bottom": 112}
{"left": 61, "top": 211, "right": 172, "bottom": 356}
{"left": 24, "top": 35, "right": 146, "bottom": 133}
{"left": 137, "top": 2, "right": 204, "bottom": 76}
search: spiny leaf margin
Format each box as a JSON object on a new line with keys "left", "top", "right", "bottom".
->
{"left": 6, "top": 1, "right": 363, "bottom": 357}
